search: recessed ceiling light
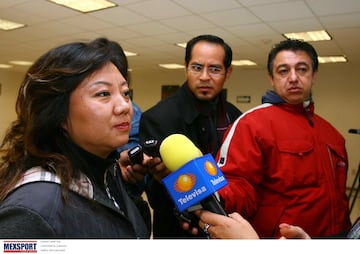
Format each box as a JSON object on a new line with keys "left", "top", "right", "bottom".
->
{"left": 318, "top": 56, "right": 347, "bottom": 63}
{"left": 0, "top": 64, "right": 12, "bottom": 69}
{"left": 0, "top": 18, "right": 25, "bottom": 31}
{"left": 159, "top": 64, "right": 185, "bottom": 69}
{"left": 9, "top": 60, "right": 33, "bottom": 66}
{"left": 283, "top": 30, "right": 331, "bottom": 42}
{"left": 48, "top": 0, "right": 117, "bottom": 13}
{"left": 232, "top": 60, "right": 257, "bottom": 66}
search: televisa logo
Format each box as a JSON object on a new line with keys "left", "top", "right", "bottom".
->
{"left": 162, "top": 154, "right": 227, "bottom": 212}
{"left": 3, "top": 240, "right": 37, "bottom": 253}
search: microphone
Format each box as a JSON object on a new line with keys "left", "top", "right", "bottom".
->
{"left": 160, "top": 134, "right": 228, "bottom": 216}
{"left": 349, "top": 129, "right": 360, "bottom": 134}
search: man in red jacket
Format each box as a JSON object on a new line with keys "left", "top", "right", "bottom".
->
{"left": 216, "top": 39, "right": 351, "bottom": 238}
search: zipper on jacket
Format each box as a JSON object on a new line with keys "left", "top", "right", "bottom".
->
{"left": 303, "top": 100, "right": 314, "bottom": 127}
{"left": 103, "top": 169, "right": 124, "bottom": 216}
{"left": 327, "top": 146, "right": 336, "bottom": 180}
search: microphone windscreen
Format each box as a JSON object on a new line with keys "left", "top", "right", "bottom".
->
{"left": 159, "top": 134, "right": 202, "bottom": 172}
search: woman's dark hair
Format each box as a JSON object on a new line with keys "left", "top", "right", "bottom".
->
{"left": 0, "top": 37, "right": 128, "bottom": 200}
{"left": 267, "top": 39, "right": 318, "bottom": 77}
{"left": 185, "top": 34, "right": 233, "bottom": 70}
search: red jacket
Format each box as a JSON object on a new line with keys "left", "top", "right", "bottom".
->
{"left": 217, "top": 92, "right": 351, "bottom": 238}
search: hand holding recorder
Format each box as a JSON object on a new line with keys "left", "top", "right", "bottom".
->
{"left": 118, "top": 140, "right": 160, "bottom": 184}
{"left": 127, "top": 139, "right": 170, "bottom": 182}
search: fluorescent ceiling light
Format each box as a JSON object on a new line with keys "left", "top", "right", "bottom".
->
{"left": 48, "top": 0, "right": 117, "bottom": 13}
{"left": 318, "top": 56, "right": 347, "bottom": 63}
{"left": 232, "top": 60, "right": 257, "bottom": 66}
{"left": 124, "top": 51, "right": 138, "bottom": 57}
{"left": 159, "top": 64, "right": 184, "bottom": 69}
{"left": 283, "top": 30, "right": 331, "bottom": 41}
{"left": 175, "top": 43, "right": 187, "bottom": 48}
{"left": 9, "top": 60, "right": 33, "bottom": 66}
{"left": 0, "top": 64, "right": 12, "bottom": 69}
{"left": 0, "top": 18, "right": 25, "bottom": 31}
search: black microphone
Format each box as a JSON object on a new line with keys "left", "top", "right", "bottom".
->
{"left": 128, "top": 139, "right": 160, "bottom": 164}
{"left": 159, "top": 134, "right": 228, "bottom": 216}
{"left": 349, "top": 129, "right": 360, "bottom": 134}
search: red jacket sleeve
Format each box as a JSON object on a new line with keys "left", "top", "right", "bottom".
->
{"left": 216, "top": 116, "right": 262, "bottom": 219}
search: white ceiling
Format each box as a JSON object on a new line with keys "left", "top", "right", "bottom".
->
{"left": 1, "top": 0, "right": 360, "bottom": 73}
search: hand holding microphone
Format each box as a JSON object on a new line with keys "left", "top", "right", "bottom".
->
{"left": 119, "top": 148, "right": 148, "bottom": 184}
{"left": 127, "top": 140, "right": 170, "bottom": 182}
{"left": 119, "top": 140, "right": 160, "bottom": 184}
{"left": 160, "top": 134, "right": 228, "bottom": 216}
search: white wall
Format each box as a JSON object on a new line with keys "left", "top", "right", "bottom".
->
{"left": 0, "top": 69, "right": 24, "bottom": 140}
{"left": 1, "top": 63, "right": 359, "bottom": 187}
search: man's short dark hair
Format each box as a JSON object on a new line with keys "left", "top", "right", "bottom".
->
{"left": 185, "top": 34, "right": 232, "bottom": 70}
{"left": 267, "top": 39, "right": 319, "bottom": 76}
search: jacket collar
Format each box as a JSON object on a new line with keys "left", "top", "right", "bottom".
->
{"left": 261, "top": 89, "right": 315, "bottom": 126}
{"left": 261, "top": 89, "right": 314, "bottom": 114}
{"left": 16, "top": 166, "right": 94, "bottom": 200}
